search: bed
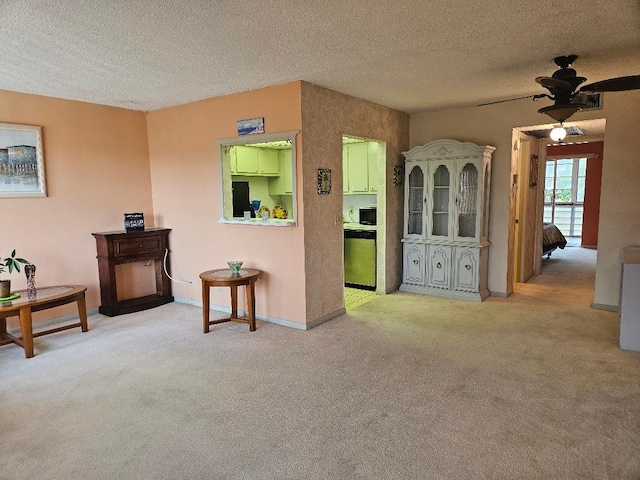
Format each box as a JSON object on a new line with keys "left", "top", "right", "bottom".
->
{"left": 542, "top": 222, "right": 568, "bottom": 258}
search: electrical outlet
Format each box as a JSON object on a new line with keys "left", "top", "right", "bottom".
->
{"left": 349, "top": 206, "right": 354, "bottom": 215}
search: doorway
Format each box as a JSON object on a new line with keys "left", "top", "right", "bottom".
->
{"left": 342, "top": 135, "right": 386, "bottom": 310}
{"left": 508, "top": 119, "right": 605, "bottom": 295}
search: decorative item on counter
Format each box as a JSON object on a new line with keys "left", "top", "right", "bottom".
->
{"left": 317, "top": 168, "right": 332, "bottom": 194}
{"left": 24, "top": 264, "right": 36, "bottom": 300}
{"left": 272, "top": 205, "right": 288, "bottom": 219}
{"left": 243, "top": 211, "right": 252, "bottom": 220}
{"left": 227, "top": 260, "right": 243, "bottom": 276}
{"left": 258, "top": 206, "right": 270, "bottom": 220}
{"left": 251, "top": 200, "right": 261, "bottom": 218}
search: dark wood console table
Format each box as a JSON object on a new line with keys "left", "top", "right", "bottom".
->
{"left": 92, "top": 228, "right": 173, "bottom": 316}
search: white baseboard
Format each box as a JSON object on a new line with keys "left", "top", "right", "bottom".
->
{"left": 591, "top": 303, "right": 619, "bottom": 313}
{"left": 174, "top": 297, "right": 309, "bottom": 330}
{"left": 489, "top": 291, "right": 509, "bottom": 298}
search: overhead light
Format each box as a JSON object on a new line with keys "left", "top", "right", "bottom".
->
{"left": 550, "top": 126, "right": 567, "bottom": 142}
{"left": 538, "top": 103, "right": 585, "bottom": 123}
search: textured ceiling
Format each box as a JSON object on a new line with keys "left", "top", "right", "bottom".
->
{"left": 1, "top": 0, "right": 640, "bottom": 114}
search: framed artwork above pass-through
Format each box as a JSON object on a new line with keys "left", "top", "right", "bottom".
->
{"left": 0, "top": 123, "right": 46, "bottom": 198}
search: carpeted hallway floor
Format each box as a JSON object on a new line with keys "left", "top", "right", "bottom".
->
{"left": 1, "top": 246, "right": 639, "bottom": 479}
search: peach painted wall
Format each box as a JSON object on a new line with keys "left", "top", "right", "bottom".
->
{"left": 300, "top": 83, "right": 409, "bottom": 323}
{"left": 546, "top": 142, "right": 604, "bottom": 248}
{"left": 146, "top": 82, "right": 306, "bottom": 325}
{"left": 0, "top": 90, "right": 153, "bottom": 327}
{"left": 410, "top": 90, "right": 640, "bottom": 308}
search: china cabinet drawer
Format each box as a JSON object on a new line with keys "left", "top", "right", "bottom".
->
{"left": 114, "top": 237, "right": 162, "bottom": 257}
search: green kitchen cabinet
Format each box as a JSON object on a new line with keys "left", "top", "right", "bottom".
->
{"left": 342, "top": 145, "right": 350, "bottom": 193}
{"left": 368, "top": 142, "right": 378, "bottom": 192}
{"left": 231, "top": 146, "right": 280, "bottom": 176}
{"left": 258, "top": 148, "right": 279, "bottom": 175}
{"left": 344, "top": 143, "right": 369, "bottom": 193}
{"left": 232, "top": 146, "right": 259, "bottom": 174}
{"left": 268, "top": 149, "right": 293, "bottom": 195}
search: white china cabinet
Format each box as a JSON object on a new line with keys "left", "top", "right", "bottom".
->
{"left": 400, "top": 139, "right": 494, "bottom": 301}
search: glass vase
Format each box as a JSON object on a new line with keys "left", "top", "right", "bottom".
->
{"left": 24, "top": 264, "right": 36, "bottom": 300}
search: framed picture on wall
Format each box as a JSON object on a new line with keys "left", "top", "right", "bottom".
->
{"left": 0, "top": 123, "right": 46, "bottom": 198}
{"left": 317, "top": 168, "right": 331, "bottom": 194}
{"left": 529, "top": 154, "right": 539, "bottom": 187}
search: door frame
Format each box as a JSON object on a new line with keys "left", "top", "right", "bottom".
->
{"left": 341, "top": 135, "right": 387, "bottom": 294}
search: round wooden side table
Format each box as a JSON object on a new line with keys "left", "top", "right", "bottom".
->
{"left": 199, "top": 268, "right": 261, "bottom": 333}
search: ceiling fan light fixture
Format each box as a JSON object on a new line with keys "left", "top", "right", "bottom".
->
{"left": 550, "top": 126, "right": 567, "bottom": 142}
{"left": 538, "top": 103, "right": 585, "bottom": 123}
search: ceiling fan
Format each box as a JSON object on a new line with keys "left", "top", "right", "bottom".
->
{"left": 480, "top": 55, "right": 640, "bottom": 123}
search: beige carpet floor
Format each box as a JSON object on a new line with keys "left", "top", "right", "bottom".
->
{"left": 1, "top": 246, "right": 639, "bottom": 479}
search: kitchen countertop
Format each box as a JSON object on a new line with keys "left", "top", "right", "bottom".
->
{"left": 219, "top": 218, "right": 296, "bottom": 226}
{"left": 343, "top": 222, "right": 377, "bottom": 231}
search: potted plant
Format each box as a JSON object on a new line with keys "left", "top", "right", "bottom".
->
{"left": 0, "top": 250, "right": 30, "bottom": 299}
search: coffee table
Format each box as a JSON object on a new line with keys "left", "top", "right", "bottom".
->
{"left": 0, "top": 285, "right": 88, "bottom": 358}
{"left": 199, "top": 269, "right": 261, "bottom": 333}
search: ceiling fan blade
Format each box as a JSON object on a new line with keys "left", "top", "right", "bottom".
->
{"left": 535, "top": 76, "right": 573, "bottom": 91}
{"left": 476, "top": 94, "right": 535, "bottom": 107}
{"left": 580, "top": 75, "right": 640, "bottom": 92}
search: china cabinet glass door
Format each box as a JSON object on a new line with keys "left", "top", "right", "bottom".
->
{"left": 457, "top": 162, "right": 479, "bottom": 238}
{"left": 406, "top": 164, "right": 424, "bottom": 236}
{"left": 431, "top": 164, "right": 450, "bottom": 238}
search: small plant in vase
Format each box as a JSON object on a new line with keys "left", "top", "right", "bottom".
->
{"left": 0, "top": 250, "right": 30, "bottom": 299}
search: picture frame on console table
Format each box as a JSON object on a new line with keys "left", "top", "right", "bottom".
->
{"left": 124, "top": 213, "right": 145, "bottom": 232}
{"left": 0, "top": 123, "right": 46, "bottom": 198}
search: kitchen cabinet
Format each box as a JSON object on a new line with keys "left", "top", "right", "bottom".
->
{"left": 400, "top": 139, "right": 494, "bottom": 301}
{"left": 343, "top": 143, "right": 376, "bottom": 194}
{"left": 258, "top": 149, "right": 279, "bottom": 175}
{"left": 231, "top": 146, "right": 280, "bottom": 176}
{"left": 232, "top": 146, "right": 259, "bottom": 174}
{"left": 368, "top": 142, "right": 378, "bottom": 192}
{"left": 268, "top": 149, "right": 293, "bottom": 195}
{"left": 343, "top": 145, "right": 350, "bottom": 193}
